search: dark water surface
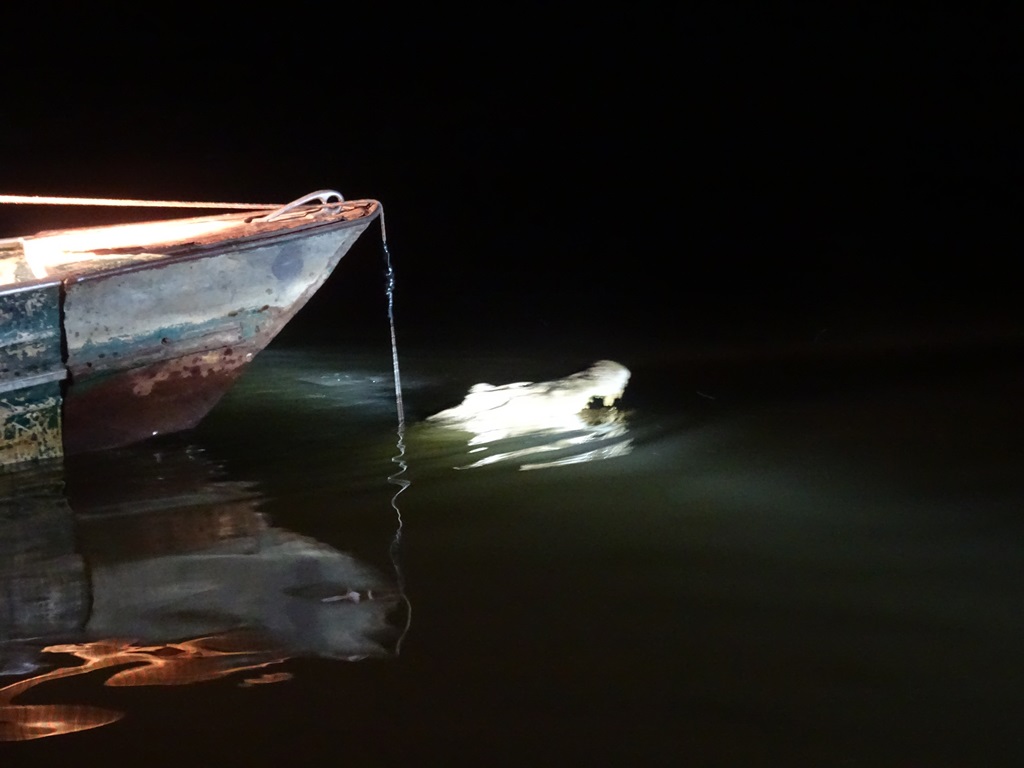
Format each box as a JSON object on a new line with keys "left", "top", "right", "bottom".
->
{"left": 3, "top": 332, "right": 1024, "bottom": 766}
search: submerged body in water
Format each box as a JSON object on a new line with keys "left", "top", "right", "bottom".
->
{"left": 426, "top": 359, "right": 630, "bottom": 433}
{"left": 422, "top": 359, "right": 632, "bottom": 470}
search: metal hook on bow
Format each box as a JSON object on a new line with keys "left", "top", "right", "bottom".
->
{"left": 258, "top": 189, "right": 345, "bottom": 222}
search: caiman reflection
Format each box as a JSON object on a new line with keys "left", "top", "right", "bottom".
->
{"left": 0, "top": 444, "right": 407, "bottom": 741}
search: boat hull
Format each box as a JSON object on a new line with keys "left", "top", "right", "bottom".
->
{"left": 0, "top": 280, "right": 65, "bottom": 465}
{"left": 1, "top": 196, "right": 380, "bottom": 462}
{"left": 61, "top": 220, "right": 373, "bottom": 454}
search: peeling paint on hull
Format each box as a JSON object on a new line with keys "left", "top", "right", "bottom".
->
{"left": 62, "top": 351, "right": 249, "bottom": 455}
{"left": 0, "top": 381, "right": 64, "bottom": 465}
{"left": 0, "top": 279, "right": 66, "bottom": 465}
{"left": 1, "top": 198, "right": 380, "bottom": 464}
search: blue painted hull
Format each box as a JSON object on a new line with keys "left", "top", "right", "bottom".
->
{"left": 0, "top": 279, "right": 65, "bottom": 465}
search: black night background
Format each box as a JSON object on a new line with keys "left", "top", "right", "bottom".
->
{"left": 3, "top": 7, "right": 1020, "bottom": 355}
{"left": 3, "top": 6, "right": 1024, "bottom": 766}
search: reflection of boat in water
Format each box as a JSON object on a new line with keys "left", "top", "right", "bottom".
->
{"left": 0, "top": 444, "right": 406, "bottom": 741}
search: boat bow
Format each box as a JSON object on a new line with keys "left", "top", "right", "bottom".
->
{"left": 1, "top": 192, "right": 381, "bottom": 462}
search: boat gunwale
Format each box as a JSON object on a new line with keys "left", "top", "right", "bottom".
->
{"left": 12, "top": 199, "right": 380, "bottom": 286}
{"left": 0, "top": 274, "right": 63, "bottom": 294}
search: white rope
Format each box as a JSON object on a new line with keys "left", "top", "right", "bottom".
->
{"left": 0, "top": 194, "right": 278, "bottom": 210}
{"left": 380, "top": 204, "right": 411, "bottom": 654}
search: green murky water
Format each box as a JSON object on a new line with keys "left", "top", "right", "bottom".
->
{"left": 3, "top": 335, "right": 1024, "bottom": 765}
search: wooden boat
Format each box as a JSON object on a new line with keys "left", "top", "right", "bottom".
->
{"left": 0, "top": 190, "right": 381, "bottom": 466}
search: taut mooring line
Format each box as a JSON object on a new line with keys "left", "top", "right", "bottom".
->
{"left": 0, "top": 193, "right": 278, "bottom": 210}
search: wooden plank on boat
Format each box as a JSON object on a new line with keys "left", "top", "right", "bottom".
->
{"left": 0, "top": 280, "right": 66, "bottom": 465}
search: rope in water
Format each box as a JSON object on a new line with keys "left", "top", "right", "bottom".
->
{"left": 380, "top": 205, "right": 412, "bottom": 653}
{"left": 383, "top": 205, "right": 409, "bottom": 518}
{"left": 0, "top": 194, "right": 278, "bottom": 209}
{"left": 381, "top": 209, "right": 405, "bottom": 430}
